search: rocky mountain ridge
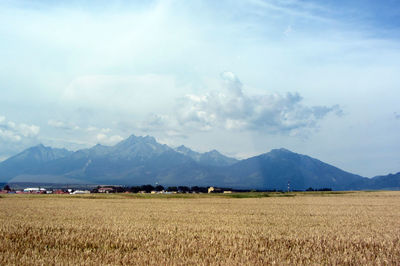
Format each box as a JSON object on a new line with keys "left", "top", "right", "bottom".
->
{"left": 0, "top": 134, "right": 398, "bottom": 190}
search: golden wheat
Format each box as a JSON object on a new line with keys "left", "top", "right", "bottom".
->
{"left": 0, "top": 191, "right": 399, "bottom": 265}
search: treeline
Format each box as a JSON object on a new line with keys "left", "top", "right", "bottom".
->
{"left": 91, "top": 185, "right": 216, "bottom": 193}
{"left": 90, "top": 185, "right": 333, "bottom": 193}
{"left": 305, "top": 187, "right": 332, "bottom": 191}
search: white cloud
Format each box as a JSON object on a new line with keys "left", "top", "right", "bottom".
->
{"left": 173, "top": 72, "right": 341, "bottom": 134}
{"left": 96, "top": 133, "right": 123, "bottom": 145}
{"left": 63, "top": 74, "right": 181, "bottom": 114}
{"left": 96, "top": 133, "right": 107, "bottom": 142}
{"left": 48, "top": 119, "right": 65, "bottom": 128}
{"left": 0, "top": 129, "right": 21, "bottom": 142}
{"left": 135, "top": 72, "right": 341, "bottom": 138}
{"left": 48, "top": 119, "right": 80, "bottom": 130}
{"left": 0, "top": 115, "right": 41, "bottom": 160}
{"left": 0, "top": 116, "right": 40, "bottom": 142}
{"left": 18, "top": 124, "right": 40, "bottom": 137}
{"left": 86, "top": 126, "right": 112, "bottom": 133}
{"left": 7, "top": 121, "right": 16, "bottom": 129}
{"left": 86, "top": 126, "right": 98, "bottom": 132}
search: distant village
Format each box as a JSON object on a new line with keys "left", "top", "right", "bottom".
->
{"left": 0, "top": 184, "right": 242, "bottom": 195}
{"left": 0, "top": 184, "right": 332, "bottom": 195}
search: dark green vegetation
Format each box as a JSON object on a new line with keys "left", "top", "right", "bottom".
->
{"left": 1, "top": 134, "right": 399, "bottom": 190}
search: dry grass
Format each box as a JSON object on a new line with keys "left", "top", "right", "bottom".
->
{"left": 0, "top": 191, "right": 399, "bottom": 265}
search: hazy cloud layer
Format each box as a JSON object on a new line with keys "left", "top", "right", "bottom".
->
{"left": 1, "top": 0, "right": 400, "bottom": 176}
{"left": 47, "top": 119, "right": 123, "bottom": 146}
{"left": 62, "top": 74, "right": 180, "bottom": 114}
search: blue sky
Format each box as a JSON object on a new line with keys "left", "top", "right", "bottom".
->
{"left": 1, "top": 0, "right": 400, "bottom": 177}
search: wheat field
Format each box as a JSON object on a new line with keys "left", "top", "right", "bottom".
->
{"left": 0, "top": 191, "right": 399, "bottom": 265}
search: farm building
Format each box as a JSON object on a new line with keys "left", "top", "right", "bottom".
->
{"left": 208, "top": 187, "right": 223, "bottom": 193}
{"left": 71, "top": 190, "right": 90, "bottom": 194}
{"left": 23, "top": 188, "right": 46, "bottom": 193}
{"left": 98, "top": 187, "right": 115, "bottom": 193}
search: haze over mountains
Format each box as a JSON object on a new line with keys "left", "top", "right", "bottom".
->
{"left": 0, "top": 134, "right": 399, "bottom": 190}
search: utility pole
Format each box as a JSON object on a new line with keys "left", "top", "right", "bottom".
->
{"left": 287, "top": 181, "right": 290, "bottom": 193}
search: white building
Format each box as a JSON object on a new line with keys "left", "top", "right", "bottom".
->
{"left": 23, "top": 188, "right": 46, "bottom": 193}
{"left": 71, "top": 190, "right": 91, "bottom": 194}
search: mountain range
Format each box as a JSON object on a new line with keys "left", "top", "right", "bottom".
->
{"left": 0, "top": 134, "right": 399, "bottom": 190}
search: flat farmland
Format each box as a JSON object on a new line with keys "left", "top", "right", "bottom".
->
{"left": 0, "top": 191, "right": 399, "bottom": 265}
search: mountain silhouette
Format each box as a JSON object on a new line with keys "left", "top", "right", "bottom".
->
{"left": 0, "top": 134, "right": 398, "bottom": 190}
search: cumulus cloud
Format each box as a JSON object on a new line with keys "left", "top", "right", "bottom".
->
{"left": 48, "top": 119, "right": 80, "bottom": 130}
{"left": 0, "top": 116, "right": 40, "bottom": 141}
{"left": 156, "top": 72, "right": 342, "bottom": 135}
{"left": 138, "top": 114, "right": 188, "bottom": 138}
{"left": 96, "top": 133, "right": 123, "bottom": 145}
{"left": 0, "top": 115, "right": 41, "bottom": 160}
{"left": 48, "top": 120, "right": 121, "bottom": 146}
{"left": 86, "top": 126, "right": 111, "bottom": 133}
{"left": 139, "top": 114, "right": 172, "bottom": 131}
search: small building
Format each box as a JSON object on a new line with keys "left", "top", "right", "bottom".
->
{"left": 223, "top": 191, "right": 233, "bottom": 194}
{"left": 23, "top": 188, "right": 46, "bottom": 193}
{"left": 98, "top": 187, "right": 115, "bottom": 193}
{"left": 54, "top": 190, "right": 68, "bottom": 194}
{"left": 208, "top": 187, "right": 223, "bottom": 193}
{"left": 71, "top": 190, "right": 90, "bottom": 194}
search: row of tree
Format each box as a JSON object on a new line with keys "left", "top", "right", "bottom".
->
{"left": 126, "top": 185, "right": 210, "bottom": 193}
{"left": 305, "top": 187, "right": 332, "bottom": 191}
{"left": 90, "top": 185, "right": 225, "bottom": 193}
{"left": 3, "top": 184, "right": 333, "bottom": 193}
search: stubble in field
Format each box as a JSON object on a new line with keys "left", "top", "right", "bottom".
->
{"left": 0, "top": 191, "right": 399, "bottom": 264}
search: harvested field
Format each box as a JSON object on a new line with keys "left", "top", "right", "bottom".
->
{"left": 0, "top": 191, "right": 399, "bottom": 265}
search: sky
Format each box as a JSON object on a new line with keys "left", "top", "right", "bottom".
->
{"left": 1, "top": 0, "right": 400, "bottom": 177}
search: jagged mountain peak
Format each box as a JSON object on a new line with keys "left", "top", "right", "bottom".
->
{"left": 1, "top": 134, "right": 398, "bottom": 190}
{"left": 111, "top": 134, "right": 171, "bottom": 160}
{"left": 174, "top": 145, "right": 237, "bottom": 166}
{"left": 204, "top": 149, "right": 221, "bottom": 155}
{"left": 176, "top": 145, "right": 191, "bottom": 152}
{"left": 19, "top": 143, "right": 70, "bottom": 157}
{"left": 268, "top": 148, "right": 294, "bottom": 154}
{"left": 115, "top": 134, "right": 159, "bottom": 148}
{"left": 199, "top": 149, "right": 238, "bottom": 167}
{"left": 126, "top": 134, "right": 156, "bottom": 142}
{"left": 33, "top": 143, "right": 46, "bottom": 148}
{"left": 0, "top": 143, "right": 73, "bottom": 177}
{"left": 259, "top": 148, "right": 299, "bottom": 159}
{"left": 26, "top": 143, "right": 52, "bottom": 152}
{"left": 175, "top": 145, "right": 199, "bottom": 156}
{"left": 87, "top": 143, "right": 112, "bottom": 156}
